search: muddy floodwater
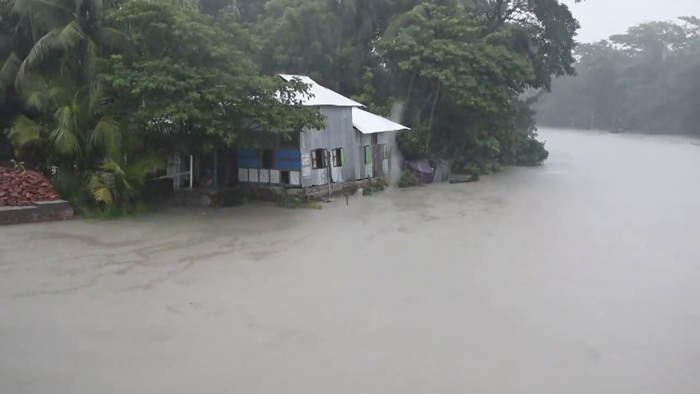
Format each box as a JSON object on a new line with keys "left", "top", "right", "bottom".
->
{"left": 2, "top": 128, "right": 700, "bottom": 393}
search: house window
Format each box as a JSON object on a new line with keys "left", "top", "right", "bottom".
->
{"left": 331, "top": 148, "right": 343, "bottom": 167}
{"left": 378, "top": 144, "right": 388, "bottom": 160}
{"left": 364, "top": 145, "right": 372, "bottom": 164}
{"left": 281, "top": 171, "right": 290, "bottom": 184}
{"left": 311, "top": 148, "right": 328, "bottom": 169}
{"left": 260, "top": 149, "right": 275, "bottom": 169}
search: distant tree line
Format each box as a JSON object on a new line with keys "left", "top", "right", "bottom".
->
{"left": 1, "top": 0, "right": 582, "bottom": 214}
{"left": 537, "top": 17, "right": 700, "bottom": 135}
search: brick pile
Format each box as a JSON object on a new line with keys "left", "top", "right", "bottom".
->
{"left": 0, "top": 168, "right": 60, "bottom": 206}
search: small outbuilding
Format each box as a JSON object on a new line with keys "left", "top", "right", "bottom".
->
{"left": 352, "top": 107, "right": 409, "bottom": 179}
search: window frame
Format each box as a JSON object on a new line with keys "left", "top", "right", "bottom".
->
{"left": 311, "top": 148, "right": 328, "bottom": 169}
{"left": 331, "top": 148, "right": 343, "bottom": 167}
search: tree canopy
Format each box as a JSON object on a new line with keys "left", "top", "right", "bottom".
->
{"left": 242, "top": 0, "right": 580, "bottom": 171}
{"left": 537, "top": 16, "right": 700, "bottom": 135}
{"left": 1, "top": 0, "right": 583, "bottom": 212}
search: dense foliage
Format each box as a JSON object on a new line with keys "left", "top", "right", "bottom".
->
{"left": 537, "top": 17, "right": 700, "bottom": 135}
{"left": 2, "top": 0, "right": 582, "bottom": 213}
{"left": 1, "top": 0, "right": 322, "bottom": 213}
{"left": 241, "top": 0, "right": 581, "bottom": 172}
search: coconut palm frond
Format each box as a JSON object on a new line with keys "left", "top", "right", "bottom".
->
{"left": 58, "top": 20, "right": 85, "bottom": 49}
{"left": 91, "top": 185, "right": 113, "bottom": 204}
{"left": 86, "top": 173, "right": 113, "bottom": 205}
{"left": 123, "top": 156, "right": 165, "bottom": 188}
{"left": 85, "top": 36, "right": 98, "bottom": 75}
{"left": 51, "top": 125, "right": 80, "bottom": 154}
{"left": 100, "top": 159, "right": 131, "bottom": 190}
{"left": 100, "top": 160, "right": 125, "bottom": 176}
{"left": 0, "top": 52, "right": 21, "bottom": 96}
{"left": 89, "top": 116, "right": 121, "bottom": 159}
{"left": 17, "top": 76, "right": 51, "bottom": 112}
{"left": 88, "top": 81, "right": 106, "bottom": 113}
{"left": 82, "top": 37, "right": 106, "bottom": 89}
{"left": 8, "top": 115, "right": 43, "bottom": 147}
{"left": 15, "top": 27, "right": 62, "bottom": 86}
{"left": 16, "top": 21, "right": 85, "bottom": 86}
{"left": 50, "top": 105, "right": 80, "bottom": 154}
{"left": 46, "top": 80, "right": 77, "bottom": 107}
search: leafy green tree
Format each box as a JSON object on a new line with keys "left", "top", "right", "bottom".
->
{"left": 254, "top": 0, "right": 339, "bottom": 86}
{"left": 0, "top": 0, "right": 587, "bottom": 214}
{"left": 380, "top": 1, "right": 555, "bottom": 171}
{"left": 249, "top": 0, "right": 579, "bottom": 171}
{"left": 103, "top": 0, "right": 324, "bottom": 155}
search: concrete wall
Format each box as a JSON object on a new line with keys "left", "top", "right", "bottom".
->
{"left": 0, "top": 201, "right": 73, "bottom": 225}
{"left": 300, "top": 106, "right": 358, "bottom": 188}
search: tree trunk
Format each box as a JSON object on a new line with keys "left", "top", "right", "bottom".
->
{"left": 426, "top": 82, "right": 441, "bottom": 151}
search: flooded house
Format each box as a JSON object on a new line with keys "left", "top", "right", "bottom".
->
{"left": 165, "top": 75, "right": 409, "bottom": 205}
{"left": 235, "top": 75, "right": 409, "bottom": 197}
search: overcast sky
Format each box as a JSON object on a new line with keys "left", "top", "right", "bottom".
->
{"left": 563, "top": 0, "right": 700, "bottom": 43}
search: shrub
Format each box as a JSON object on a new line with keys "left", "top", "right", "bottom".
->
{"left": 398, "top": 171, "right": 422, "bottom": 188}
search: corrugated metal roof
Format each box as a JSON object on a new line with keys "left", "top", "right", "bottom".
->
{"left": 352, "top": 107, "right": 410, "bottom": 134}
{"left": 279, "top": 74, "right": 363, "bottom": 107}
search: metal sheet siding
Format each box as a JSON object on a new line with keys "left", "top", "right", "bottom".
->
{"left": 377, "top": 132, "right": 394, "bottom": 176}
{"left": 377, "top": 132, "right": 393, "bottom": 148}
{"left": 357, "top": 131, "right": 373, "bottom": 179}
{"left": 301, "top": 106, "right": 358, "bottom": 188}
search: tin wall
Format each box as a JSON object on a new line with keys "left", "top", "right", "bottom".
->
{"left": 300, "top": 106, "right": 358, "bottom": 188}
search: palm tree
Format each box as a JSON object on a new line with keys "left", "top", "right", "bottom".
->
{"left": 7, "top": 75, "right": 166, "bottom": 208}
{"left": 7, "top": 0, "right": 123, "bottom": 89}
{"left": 8, "top": 76, "right": 120, "bottom": 167}
{"left": 5, "top": 0, "right": 123, "bottom": 168}
{"left": 3, "top": 0, "right": 163, "bottom": 209}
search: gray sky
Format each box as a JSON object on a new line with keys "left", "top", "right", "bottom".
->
{"left": 563, "top": 0, "right": 700, "bottom": 43}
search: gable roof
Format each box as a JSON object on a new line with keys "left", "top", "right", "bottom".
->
{"left": 352, "top": 107, "right": 410, "bottom": 134}
{"left": 279, "top": 74, "right": 363, "bottom": 107}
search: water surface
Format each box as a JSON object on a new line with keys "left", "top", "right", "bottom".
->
{"left": 1, "top": 128, "right": 699, "bottom": 393}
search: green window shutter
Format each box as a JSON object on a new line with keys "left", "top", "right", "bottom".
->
{"left": 340, "top": 149, "right": 345, "bottom": 165}
{"left": 365, "top": 146, "right": 371, "bottom": 164}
